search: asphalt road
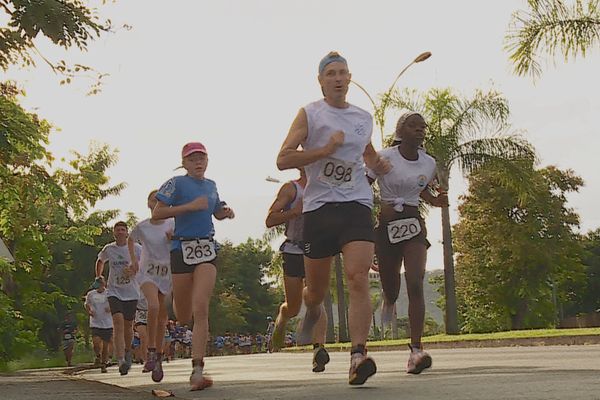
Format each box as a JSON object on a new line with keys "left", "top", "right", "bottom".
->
{"left": 76, "top": 345, "right": 600, "bottom": 399}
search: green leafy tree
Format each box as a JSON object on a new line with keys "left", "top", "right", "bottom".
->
{"left": 505, "top": 0, "right": 600, "bottom": 78}
{"left": 210, "top": 239, "right": 280, "bottom": 335}
{"left": 453, "top": 165, "right": 585, "bottom": 332}
{"left": 1, "top": 0, "right": 123, "bottom": 93}
{"left": 0, "top": 85, "right": 123, "bottom": 362}
{"left": 389, "top": 87, "right": 537, "bottom": 334}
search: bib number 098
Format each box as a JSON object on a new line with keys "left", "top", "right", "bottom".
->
{"left": 318, "top": 158, "right": 355, "bottom": 189}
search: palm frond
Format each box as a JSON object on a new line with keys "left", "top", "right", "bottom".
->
{"left": 451, "top": 136, "right": 537, "bottom": 176}
{"left": 447, "top": 90, "right": 510, "bottom": 142}
{"left": 505, "top": 0, "right": 600, "bottom": 78}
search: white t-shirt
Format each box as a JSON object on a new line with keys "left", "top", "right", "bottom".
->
{"left": 98, "top": 242, "right": 142, "bottom": 301}
{"left": 130, "top": 218, "right": 174, "bottom": 294}
{"left": 85, "top": 289, "right": 113, "bottom": 329}
{"left": 368, "top": 147, "right": 437, "bottom": 211}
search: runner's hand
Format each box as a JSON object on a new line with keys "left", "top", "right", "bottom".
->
{"left": 222, "top": 206, "right": 235, "bottom": 219}
{"left": 323, "top": 131, "right": 344, "bottom": 156}
{"left": 434, "top": 191, "right": 449, "bottom": 207}
{"left": 186, "top": 196, "right": 209, "bottom": 212}
{"left": 373, "top": 155, "right": 392, "bottom": 175}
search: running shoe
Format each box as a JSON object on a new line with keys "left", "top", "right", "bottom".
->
{"left": 125, "top": 350, "right": 133, "bottom": 369}
{"left": 142, "top": 351, "right": 156, "bottom": 373}
{"left": 118, "top": 359, "right": 129, "bottom": 376}
{"left": 152, "top": 353, "right": 164, "bottom": 382}
{"left": 93, "top": 355, "right": 101, "bottom": 367}
{"left": 312, "top": 346, "right": 330, "bottom": 373}
{"left": 406, "top": 344, "right": 432, "bottom": 374}
{"left": 348, "top": 352, "right": 377, "bottom": 385}
{"left": 100, "top": 363, "right": 108, "bottom": 373}
{"left": 189, "top": 359, "right": 213, "bottom": 391}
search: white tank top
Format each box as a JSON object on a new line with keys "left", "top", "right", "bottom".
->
{"left": 302, "top": 99, "right": 374, "bottom": 212}
{"left": 368, "top": 146, "right": 437, "bottom": 211}
{"left": 281, "top": 180, "right": 304, "bottom": 255}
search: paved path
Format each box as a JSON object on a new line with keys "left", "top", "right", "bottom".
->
{"left": 75, "top": 345, "right": 600, "bottom": 399}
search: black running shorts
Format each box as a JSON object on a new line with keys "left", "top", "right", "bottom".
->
{"left": 91, "top": 327, "right": 113, "bottom": 342}
{"left": 303, "top": 201, "right": 374, "bottom": 259}
{"left": 107, "top": 296, "right": 137, "bottom": 321}
{"left": 170, "top": 249, "right": 217, "bottom": 274}
{"left": 374, "top": 205, "right": 430, "bottom": 268}
{"left": 282, "top": 253, "right": 305, "bottom": 278}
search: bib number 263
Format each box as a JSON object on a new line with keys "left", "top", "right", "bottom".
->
{"left": 387, "top": 218, "right": 421, "bottom": 244}
{"left": 181, "top": 239, "right": 216, "bottom": 266}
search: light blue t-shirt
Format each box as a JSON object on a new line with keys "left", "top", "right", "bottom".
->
{"left": 156, "top": 175, "right": 222, "bottom": 251}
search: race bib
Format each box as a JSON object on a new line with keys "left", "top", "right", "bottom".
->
{"left": 115, "top": 274, "right": 131, "bottom": 285}
{"left": 146, "top": 263, "right": 169, "bottom": 277}
{"left": 181, "top": 239, "right": 216, "bottom": 265}
{"left": 387, "top": 218, "right": 422, "bottom": 244}
{"left": 318, "top": 158, "right": 355, "bottom": 189}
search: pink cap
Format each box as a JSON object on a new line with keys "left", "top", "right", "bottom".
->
{"left": 181, "top": 142, "right": 208, "bottom": 158}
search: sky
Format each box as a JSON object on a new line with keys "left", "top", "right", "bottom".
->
{"left": 3, "top": 0, "right": 599, "bottom": 270}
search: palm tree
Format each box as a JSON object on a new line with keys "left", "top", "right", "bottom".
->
{"left": 505, "top": 0, "right": 600, "bottom": 78}
{"left": 390, "top": 88, "right": 537, "bottom": 333}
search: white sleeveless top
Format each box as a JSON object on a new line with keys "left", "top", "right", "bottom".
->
{"left": 281, "top": 180, "right": 304, "bottom": 255}
{"left": 302, "top": 99, "right": 374, "bottom": 212}
{"left": 367, "top": 146, "right": 437, "bottom": 211}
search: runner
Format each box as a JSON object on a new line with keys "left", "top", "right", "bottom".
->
{"left": 153, "top": 141, "right": 235, "bottom": 391}
{"left": 276, "top": 51, "right": 390, "bottom": 385}
{"left": 369, "top": 111, "right": 448, "bottom": 374}
{"left": 59, "top": 313, "right": 77, "bottom": 367}
{"left": 265, "top": 168, "right": 329, "bottom": 372}
{"left": 84, "top": 276, "right": 113, "bottom": 373}
{"left": 133, "top": 292, "right": 148, "bottom": 365}
{"left": 95, "top": 221, "right": 142, "bottom": 376}
{"left": 128, "top": 190, "right": 175, "bottom": 382}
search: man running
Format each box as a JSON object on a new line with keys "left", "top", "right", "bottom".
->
{"left": 276, "top": 51, "right": 390, "bottom": 385}
{"left": 95, "top": 221, "right": 142, "bottom": 375}
{"left": 85, "top": 276, "right": 113, "bottom": 373}
{"left": 60, "top": 313, "right": 77, "bottom": 367}
{"left": 265, "top": 168, "right": 329, "bottom": 372}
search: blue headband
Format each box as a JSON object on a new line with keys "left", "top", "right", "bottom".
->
{"left": 318, "top": 52, "right": 348, "bottom": 74}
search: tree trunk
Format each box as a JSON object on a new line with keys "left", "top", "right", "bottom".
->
{"left": 324, "top": 289, "right": 335, "bottom": 343}
{"left": 335, "top": 254, "right": 349, "bottom": 342}
{"left": 511, "top": 299, "right": 529, "bottom": 330}
{"left": 439, "top": 171, "right": 459, "bottom": 334}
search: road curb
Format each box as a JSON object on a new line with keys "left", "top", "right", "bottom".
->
{"left": 283, "top": 334, "right": 600, "bottom": 352}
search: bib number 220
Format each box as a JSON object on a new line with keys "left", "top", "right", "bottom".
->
{"left": 387, "top": 218, "right": 422, "bottom": 244}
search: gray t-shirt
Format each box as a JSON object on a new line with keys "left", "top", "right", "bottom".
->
{"left": 98, "top": 242, "right": 142, "bottom": 301}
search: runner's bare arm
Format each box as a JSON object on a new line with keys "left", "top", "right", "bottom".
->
{"left": 152, "top": 198, "right": 208, "bottom": 220}
{"left": 265, "top": 182, "right": 300, "bottom": 228}
{"left": 127, "top": 237, "right": 140, "bottom": 273}
{"left": 95, "top": 259, "right": 104, "bottom": 278}
{"left": 363, "top": 142, "right": 391, "bottom": 175}
{"left": 420, "top": 187, "right": 449, "bottom": 207}
{"left": 277, "top": 109, "right": 342, "bottom": 170}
